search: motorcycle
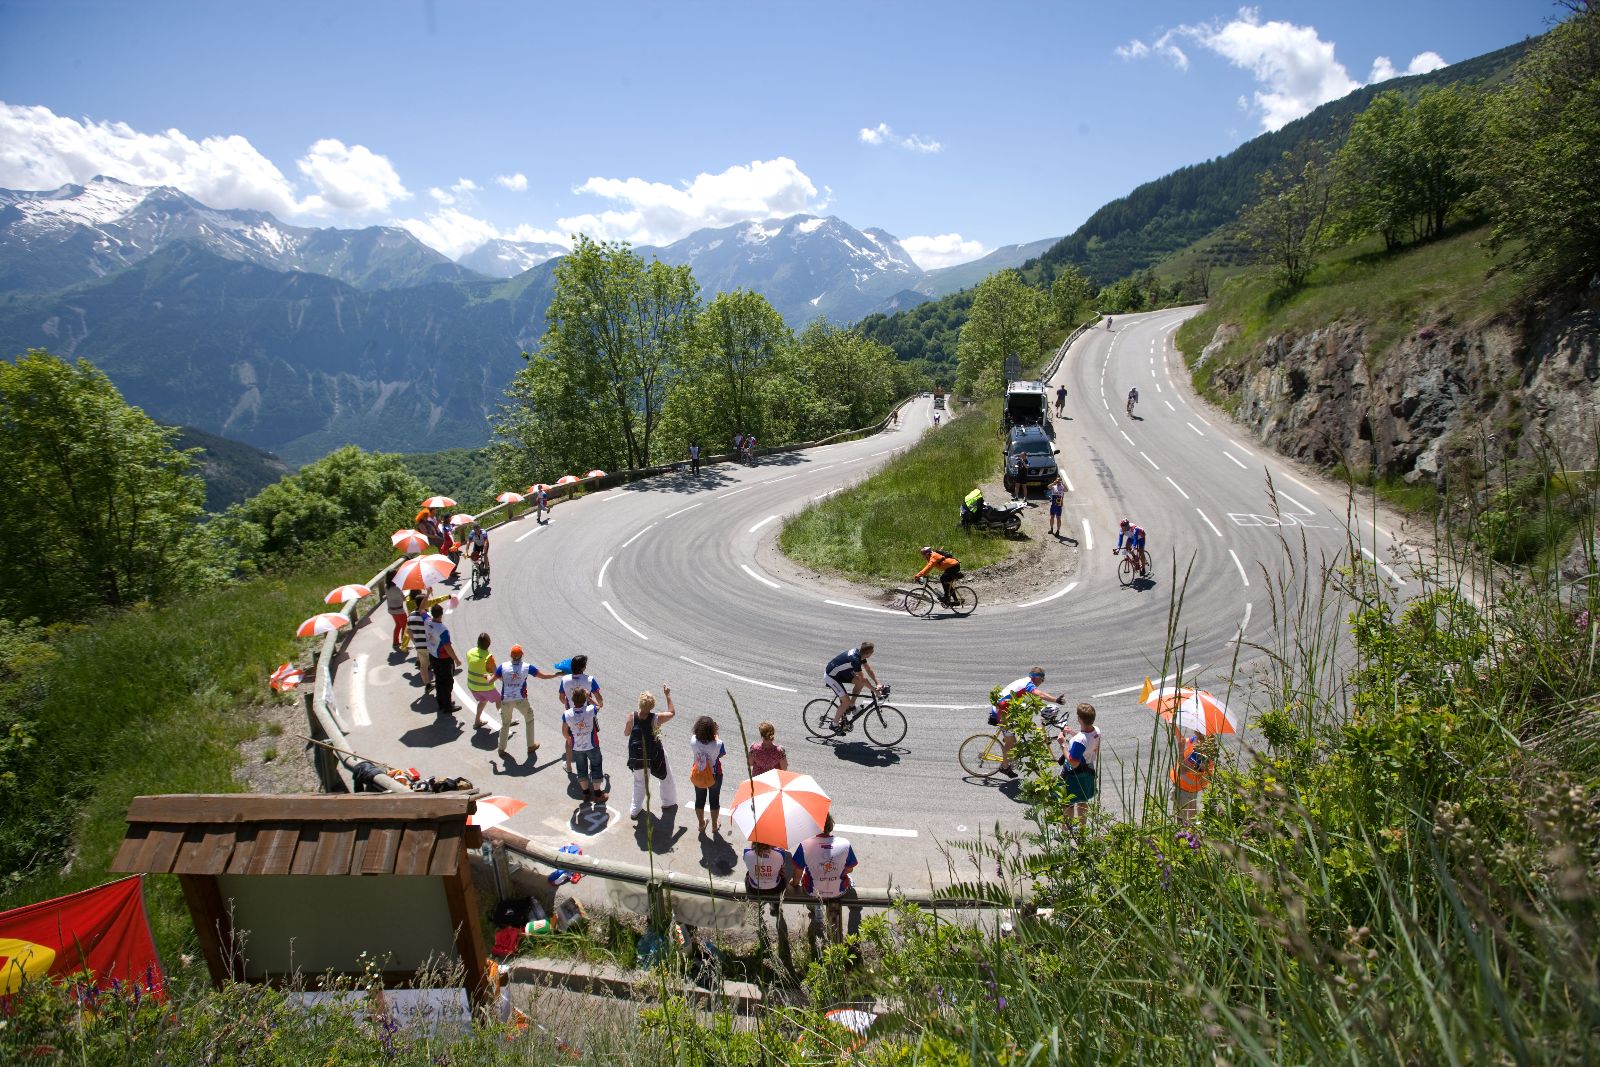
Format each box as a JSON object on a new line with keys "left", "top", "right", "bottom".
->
{"left": 960, "top": 498, "right": 1026, "bottom": 535}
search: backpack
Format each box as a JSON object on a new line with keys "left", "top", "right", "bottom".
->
{"left": 627, "top": 715, "right": 668, "bottom": 779}
{"left": 690, "top": 751, "right": 717, "bottom": 789}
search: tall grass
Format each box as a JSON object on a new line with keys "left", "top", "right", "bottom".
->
{"left": 779, "top": 402, "right": 1016, "bottom": 582}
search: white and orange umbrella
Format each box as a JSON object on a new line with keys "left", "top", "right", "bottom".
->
{"left": 296, "top": 612, "right": 350, "bottom": 638}
{"left": 419, "top": 495, "right": 457, "bottom": 509}
{"left": 730, "top": 770, "right": 831, "bottom": 850}
{"left": 391, "top": 529, "right": 431, "bottom": 554}
{"left": 323, "top": 583, "right": 372, "bottom": 605}
{"left": 1139, "top": 679, "right": 1238, "bottom": 736}
{"left": 470, "top": 795, "right": 528, "bottom": 829}
{"left": 393, "top": 553, "right": 455, "bottom": 590}
{"left": 450, "top": 513, "right": 476, "bottom": 527}
{"left": 584, "top": 469, "right": 606, "bottom": 479}
{"left": 555, "top": 475, "right": 579, "bottom": 486}
{"left": 526, "top": 483, "right": 552, "bottom": 494}
{"left": 269, "top": 663, "right": 303, "bottom": 691}
{"left": 495, "top": 491, "right": 524, "bottom": 504}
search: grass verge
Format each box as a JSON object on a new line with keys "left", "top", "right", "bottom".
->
{"left": 778, "top": 402, "right": 1014, "bottom": 583}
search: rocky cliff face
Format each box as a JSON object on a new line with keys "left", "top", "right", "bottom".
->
{"left": 1197, "top": 290, "right": 1599, "bottom": 485}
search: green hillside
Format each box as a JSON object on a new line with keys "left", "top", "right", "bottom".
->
{"left": 169, "top": 423, "right": 292, "bottom": 512}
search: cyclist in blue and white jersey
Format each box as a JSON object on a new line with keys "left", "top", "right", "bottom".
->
{"left": 822, "top": 642, "right": 883, "bottom": 732}
{"left": 989, "top": 667, "right": 1067, "bottom": 779}
{"left": 1113, "top": 518, "right": 1148, "bottom": 573}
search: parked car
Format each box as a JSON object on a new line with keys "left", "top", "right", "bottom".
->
{"left": 1003, "top": 425, "right": 1060, "bottom": 496}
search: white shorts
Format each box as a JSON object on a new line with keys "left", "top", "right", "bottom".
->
{"left": 824, "top": 674, "right": 850, "bottom": 700}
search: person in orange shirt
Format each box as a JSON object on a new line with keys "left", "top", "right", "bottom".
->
{"left": 914, "top": 546, "right": 962, "bottom": 605}
{"left": 1171, "top": 730, "right": 1214, "bottom": 824}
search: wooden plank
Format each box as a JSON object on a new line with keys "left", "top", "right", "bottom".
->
{"left": 140, "top": 826, "right": 185, "bottom": 874}
{"left": 174, "top": 825, "right": 215, "bottom": 872}
{"left": 443, "top": 860, "right": 490, "bottom": 1012}
{"left": 347, "top": 825, "right": 371, "bottom": 876}
{"left": 127, "top": 793, "right": 471, "bottom": 825}
{"left": 312, "top": 825, "right": 356, "bottom": 875}
{"left": 288, "top": 826, "right": 322, "bottom": 876}
{"left": 245, "top": 823, "right": 299, "bottom": 876}
{"left": 427, "top": 822, "right": 464, "bottom": 878}
{"left": 360, "top": 823, "right": 403, "bottom": 875}
{"left": 223, "top": 827, "right": 258, "bottom": 875}
{"left": 179, "top": 875, "right": 239, "bottom": 985}
{"left": 392, "top": 825, "right": 436, "bottom": 877}
{"left": 111, "top": 825, "right": 153, "bottom": 873}
{"left": 190, "top": 828, "right": 237, "bottom": 876}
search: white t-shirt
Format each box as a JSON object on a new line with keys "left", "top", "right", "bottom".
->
{"left": 1064, "top": 727, "right": 1101, "bottom": 771}
{"left": 563, "top": 705, "right": 598, "bottom": 751}
{"left": 689, "top": 738, "right": 725, "bottom": 777}
{"left": 795, "top": 834, "right": 857, "bottom": 898}
{"left": 497, "top": 660, "right": 537, "bottom": 701}
{"left": 743, "top": 847, "right": 790, "bottom": 890}
{"left": 560, "top": 672, "right": 599, "bottom": 705}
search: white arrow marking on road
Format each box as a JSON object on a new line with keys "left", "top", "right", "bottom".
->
{"left": 621, "top": 523, "right": 656, "bottom": 549}
{"left": 1165, "top": 477, "right": 1190, "bottom": 500}
{"left": 740, "top": 564, "right": 782, "bottom": 589}
{"left": 665, "top": 502, "right": 703, "bottom": 519}
{"left": 1141, "top": 451, "right": 1160, "bottom": 470}
{"left": 515, "top": 525, "right": 545, "bottom": 543}
{"left": 1196, "top": 508, "right": 1222, "bottom": 537}
{"left": 748, "top": 514, "right": 779, "bottom": 533}
{"left": 1019, "top": 581, "right": 1079, "bottom": 609}
{"left": 1082, "top": 519, "right": 1093, "bottom": 550}
{"left": 602, "top": 600, "right": 649, "bottom": 640}
{"left": 351, "top": 653, "right": 371, "bottom": 726}
{"left": 679, "top": 655, "right": 797, "bottom": 692}
{"left": 1222, "top": 451, "right": 1247, "bottom": 469}
{"left": 824, "top": 599, "right": 904, "bottom": 616}
{"left": 597, "top": 556, "right": 613, "bottom": 589}
{"left": 1229, "top": 549, "right": 1251, "bottom": 587}
{"left": 835, "top": 823, "right": 918, "bottom": 838}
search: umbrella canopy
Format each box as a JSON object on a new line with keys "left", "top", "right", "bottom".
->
{"left": 419, "top": 495, "right": 457, "bottom": 509}
{"left": 450, "top": 513, "right": 476, "bottom": 527}
{"left": 526, "top": 483, "right": 552, "bottom": 494}
{"left": 393, "top": 553, "right": 456, "bottom": 590}
{"left": 323, "top": 583, "right": 372, "bottom": 605}
{"left": 495, "top": 491, "right": 525, "bottom": 504}
{"left": 390, "top": 529, "right": 431, "bottom": 554}
{"left": 730, "top": 770, "right": 831, "bottom": 850}
{"left": 296, "top": 612, "right": 351, "bottom": 638}
{"left": 1140, "top": 680, "right": 1238, "bottom": 736}
{"left": 584, "top": 469, "right": 606, "bottom": 479}
{"left": 268, "top": 663, "right": 303, "bottom": 692}
{"left": 555, "top": 475, "right": 579, "bottom": 486}
{"left": 470, "top": 795, "right": 528, "bottom": 829}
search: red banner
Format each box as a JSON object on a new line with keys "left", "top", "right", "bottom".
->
{"left": 0, "top": 876, "right": 164, "bottom": 998}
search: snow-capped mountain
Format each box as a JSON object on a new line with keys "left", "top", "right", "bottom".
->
{"left": 0, "top": 176, "right": 485, "bottom": 292}
{"left": 457, "top": 238, "right": 567, "bottom": 278}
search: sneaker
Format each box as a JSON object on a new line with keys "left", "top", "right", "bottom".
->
{"left": 498, "top": 748, "right": 510, "bottom": 759}
{"left": 1000, "top": 764, "right": 1019, "bottom": 779}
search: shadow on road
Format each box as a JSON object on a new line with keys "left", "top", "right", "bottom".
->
{"left": 399, "top": 713, "right": 464, "bottom": 748}
{"left": 569, "top": 800, "right": 612, "bottom": 836}
{"left": 1129, "top": 576, "right": 1158, "bottom": 592}
{"left": 827, "top": 741, "right": 902, "bottom": 768}
{"left": 468, "top": 724, "right": 500, "bottom": 751}
{"left": 697, "top": 831, "right": 739, "bottom": 876}
{"left": 634, "top": 806, "right": 687, "bottom": 854}
{"left": 490, "top": 753, "right": 559, "bottom": 778}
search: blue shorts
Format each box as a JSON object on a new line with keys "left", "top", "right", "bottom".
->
{"left": 572, "top": 748, "right": 603, "bottom": 780}
{"left": 1049, "top": 500, "right": 1062, "bottom": 516}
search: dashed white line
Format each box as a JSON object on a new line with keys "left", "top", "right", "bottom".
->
{"left": 1276, "top": 490, "right": 1314, "bottom": 516}
{"left": 834, "top": 823, "right": 918, "bottom": 839}
{"left": 679, "top": 655, "right": 796, "bottom": 692}
{"left": 813, "top": 487, "right": 844, "bottom": 501}
{"left": 1019, "top": 581, "right": 1079, "bottom": 608}
{"left": 1062, "top": 472, "right": 1075, "bottom": 493}
{"left": 824, "top": 599, "right": 904, "bottom": 616}
{"left": 1155, "top": 382, "right": 1163, "bottom": 393}
{"left": 1165, "top": 476, "right": 1190, "bottom": 500}
{"left": 597, "top": 555, "right": 613, "bottom": 588}
{"left": 665, "top": 502, "right": 703, "bottom": 519}
{"left": 740, "top": 563, "right": 782, "bottom": 589}
{"left": 1092, "top": 670, "right": 1183, "bottom": 699}
{"left": 1164, "top": 399, "right": 1175, "bottom": 411}
{"left": 871, "top": 449, "right": 894, "bottom": 457}
{"left": 601, "top": 600, "right": 649, "bottom": 640}
{"left": 810, "top": 464, "right": 837, "bottom": 473}
{"left": 1196, "top": 508, "right": 1222, "bottom": 537}
{"left": 1360, "top": 547, "right": 1405, "bottom": 585}
{"left": 515, "top": 525, "right": 545, "bottom": 543}
{"left": 1222, "top": 451, "right": 1247, "bottom": 469}
{"left": 898, "top": 703, "right": 984, "bottom": 710}
{"left": 1101, "top": 396, "right": 1109, "bottom": 409}
{"left": 1121, "top": 430, "right": 1135, "bottom": 446}
{"left": 1282, "top": 474, "right": 1324, "bottom": 498}
{"left": 1109, "top": 412, "right": 1119, "bottom": 427}
{"left": 1196, "top": 415, "right": 1213, "bottom": 427}
{"left": 720, "top": 487, "right": 752, "bottom": 498}
{"left": 1229, "top": 549, "right": 1251, "bottom": 587}
{"left": 1082, "top": 519, "right": 1093, "bottom": 550}
{"left": 621, "top": 523, "right": 656, "bottom": 549}
{"left": 1187, "top": 422, "right": 1205, "bottom": 436}
{"left": 768, "top": 473, "right": 800, "bottom": 484}
{"left": 1140, "top": 451, "right": 1160, "bottom": 470}
{"left": 748, "top": 514, "right": 779, "bottom": 533}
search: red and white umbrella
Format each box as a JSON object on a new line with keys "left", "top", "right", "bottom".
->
{"left": 296, "top": 612, "right": 350, "bottom": 638}
{"left": 269, "top": 663, "right": 303, "bottom": 691}
{"left": 450, "top": 513, "right": 476, "bottom": 527}
{"left": 470, "top": 795, "right": 528, "bottom": 829}
{"left": 393, "top": 553, "right": 455, "bottom": 590}
{"left": 1140, "top": 681, "right": 1238, "bottom": 736}
{"left": 323, "top": 583, "right": 372, "bottom": 604}
{"left": 526, "top": 483, "right": 552, "bottom": 494}
{"left": 419, "top": 495, "right": 457, "bottom": 509}
{"left": 391, "top": 529, "right": 431, "bottom": 554}
{"left": 584, "top": 469, "right": 606, "bottom": 479}
{"left": 730, "top": 770, "right": 831, "bottom": 850}
{"left": 555, "top": 475, "right": 579, "bottom": 486}
{"left": 495, "top": 491, "right": 525, "bottom": 504}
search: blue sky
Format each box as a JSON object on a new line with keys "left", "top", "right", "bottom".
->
{"left": 0, "top": 0, "right": 1552, "bottom": 267}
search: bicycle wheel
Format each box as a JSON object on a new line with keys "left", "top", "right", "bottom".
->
{"left": 1118, "top": 556, "right": 1136, "bottom": 586}
{"left": 959, "top": 733, "right": 1006, "bottom": 778}
{"left": 904, "top": 586, "right": 935, "bottom": 618}
{"left": 948, "top": 585, "right": 978, "bottom": 617}
{"left": 802, "top": 697, "right": 840, "bottom": 739}
{"left": 863, "top": 703, "right": 908, "bottom": 747}
{"left": 1140, "top": 555, "right": 1153, "bottom": 579}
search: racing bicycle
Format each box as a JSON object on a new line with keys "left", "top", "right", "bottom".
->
{"left": 469, "top": 551, "right": 490, "bottom": 595}
{"left": 803, "top": 684, "right": 907, "bottom": 747}
{"left": 1117, "top": 545, "right": 1152, "bottom": 586}
{"left": 959, "top": 703, "right": 1068, "bottom": 779}
{"left": 894, "top": 576, "right": 978, "bottom": 618}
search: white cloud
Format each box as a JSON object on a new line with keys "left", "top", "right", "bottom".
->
{"left": 857, "top": 122, "right": 943, "bottom": 153}
{"left": 395, "top": 207, "right": 570, "bottom": 260}
{"left": 295, "top": 138, "right": 410, "bottom": 214}
{"left": 428, "top": 186, "right": 455, "bottom": 205}
{"left": 494, "top": 172, "right": 528, "bottom": 191}
{"left": 451, "top": 177, "right": 477, "bottom": 194}
{"left": 900, "top": 233, "right": 987, "bottom": 270}
{"left": 1369, "top": 50, "right": 1447, "bottom": 83}
{"left": 551, "top": 156, "right": 824, "bottom": 246}
{"left": 1115, "top": 39, "right": 1150, "bottom": 60}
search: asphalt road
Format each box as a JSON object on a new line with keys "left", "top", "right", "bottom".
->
{"left": 336, "top": 306, "right": 1414, "bottom": 886}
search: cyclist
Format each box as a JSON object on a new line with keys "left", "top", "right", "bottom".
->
{"left": 823, "top": 642, "right": 883, "bottom": 733}
{"left": 1126, "top": 387, "right": 1139, "bottom": 417}
{"left": 1054, "top": 384, "right": 1067, "bottom": 417}
{"left": 990, "top": 668, "right": 1068, "bottom": 779}
{"left": 913, "top": 546, "right": 962, "bottom": 605}
{"left": 932, "top": 410, "right": 942, "bottom": 427}
{"left": 468, "top": 523, "right": 490, "bottom": 576}
{"left": 1113, "top": 518, "right": 1148, "bottom": 574}
{"left": 1106, "top": 316, "right": 1114, "bottom": 331}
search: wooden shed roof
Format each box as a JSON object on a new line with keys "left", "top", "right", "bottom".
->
{"left": 112, "top": 794, "right": 482, "bottom": 878}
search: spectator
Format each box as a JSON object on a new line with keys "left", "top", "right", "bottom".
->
{"left": 688, "top": 715, "right": 726, "bottom": 835}
{"left": 427, "top": 604, "right": 461, "bottom": 715}
{"left": 794, "top": 814, "right": 857, "bottom": 945}
{"left": 561, "top": 689, "right": 606, "bottom": 803}
{"left": 465, "top": 632, "right": 501, "bottom": 730}
{"left": 405, "top": 593, "right": 432, "bottom": 695}
{"left": 534, "top": 484, "right": 550, "bottom": 525}
{"left": 557, "top": 655, "right": 603, "bottom": 776}
{"left": 688, "top": 441, "right": 701, "bottom": 475}
{"left": 1172, "top": 730, "right": 1214, "bottom": 825}
{"left": 1047, "top": 475, "right": 1066, "bottom": 538}
{"left": 623, "top": 686, "right": 678, "bottom": 819}
{"left": 382, "top": 576, "right": 408, "bottom": 649}
{"left": 733, "top": 431, "right": 744, "bottom": 458}
{"left": 1059, "top": 702, "right": 1100, "bottom": 824}
{"left": 743, "top": 840, "right": 794, "bottom": 928}
{"left": 495, "top": 644, "right": 558, "bottom": 763}
{"left": 1013, "top": 451, "right": 1030, "bottom": 499}
{"left": 748, "top": 721, "right": 788, "bottom": 776}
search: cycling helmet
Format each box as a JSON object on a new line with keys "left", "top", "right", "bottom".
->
{"left": 1119, "top": 518, "right": 1131, "bottom": 529}
{"left": 920, "top": 545, "right": 932, "bottom": 554}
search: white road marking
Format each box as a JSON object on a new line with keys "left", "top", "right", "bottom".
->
{"left": 871, "top": 449, "right": 894, "bottom": 457}
{"left": 1222, "top": 451, "right": 1247, "bottom": 469}
{"left": 813, "top": 487, "right": 844, "bottom": 500}
{"left": 515, "top": 525, "right": 544, "bottom": 543}
{"left": 1121, "top": 430, "right": 1135, "bottom": 445}
{"left": 824, "top": 599, "right": 904, "bottom": 615}
{"left": 477, "top": 707, "right": 501, "bottom": 731}
{"left": 679, "top": 655, "right": 797, "bottom": 692}
{"left": 834, "top": 823, "right": 918, "bottom": 839}
{"left": 1282, "top": 474, "right": 1324, "bottom": 498}
{"left": 1101, "top": 396, "right": 1109, "bottom": 409}
{"left": 1082, "top": 519, "right": 1093, "bottom": 550}
{"left": 1165, "top": 476, "right": 1190, "bottom": 500}
{"left": 810, "top": 464, "right": 837, "bottom": 473}
{"left": 1151, "top": 368, "right": 1156, "bottom": 378}
{"left": 1229, "top": 549, "right": 1251, "bottom": 587}
{"left": 1092, "top": 670, "right": 1184, "bottom": 698}
{"left": 1019, "top": 581, "right": 1079, "bottom": 608}
{"left": 1140, "top": 451, "right": 1160, "bottom": 470}
{"left": 1230, "top": 442, "right": 1256, "bottom": 457}
{"left": 602, "top": 600, "right": 649, "bottom": 640}
{"left": 748, "top": 514, "right": 780, "bottom": 533}
{"left": 1155, "top": 382, "right": 1163, "bottom": 393}
{"left": 898, "top": 703, "right": 984, "bottom": 710}
{"left": 721, "top": 486, "right": 752, "bottom": 498}
{"left": 351, "top": 653, "right": 371, "bottom": 726}
{"left": 621, "top": 523, "right": 656, "bottom": 549}
{"left": 597, "top": 555, "right": 613, "bottom": 589}
{"left": 592, "top": 493, "right": 620, "bottom": 503}
{"left": 1196, "top": 508, "right": 1222, "bottom": 537}
{"left": 1164, "top": 399, "right": 1175, "bottom": 411}
{"left": 740, "top": 563, "right": 782, "bottom": 589}
{"left": 1235, "top": 602, "right": 1254, "bottom": 643}
{"left": 1276, "top": 490, "right": 1314, "bottom": 516}
{"left": 1062, "top": 472, "right": 1075, "bottom": 492}
{"left": 1360, "top": 547, "right": 1405, "bottom": 585}
{"left": 665, "top": 503, "right": 703, "bottom": 519}
{"left": 1109, "top": 412, "right": 1119, "bottom": 427}
{"left": 1187, "top": 422, "right": 1205, "bottom": 436}
{"left": 1196, "top": 415, "right": 1212, "bottom": 427}
{"left": 768, "top": 474, "right": 799, "bottom": 484}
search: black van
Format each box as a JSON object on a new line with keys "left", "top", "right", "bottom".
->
{"left": 1004, "top": 425, "right": 1060, "bottom": 496}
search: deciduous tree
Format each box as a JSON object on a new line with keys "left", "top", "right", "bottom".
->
{"left": 955, "top": 270, "right": 1048, "bottom": 396}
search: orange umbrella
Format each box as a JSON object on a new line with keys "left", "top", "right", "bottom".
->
{"left": 269, "top": 663, "right": 303, "bottom": 691}
{"left": 393, "top": 553, "right": 455, "bottom": 589}
{"left": 450, "top": 513, "right": 476, "bottom": 527}
{"left": 296, "top": 612, "right": 350, "bottom": 638}
{"left": 526, "top": 483, "right": 552, "bottom": 494}
{"left": 1139, "top": 679, "right": 1238, "bottom": 736}
{"left": 730, "top": 770, "right": 831, "bottom": 850}
{"left": 470, "top": 795, "right": 528, "bottom": 829}
{"left": 555, "top": 475, "right": 579, "bottom": 486}
{"left": 323, "top": 583, "right": 372, "bottom": 604}
{"left": 584, "top": 469, "right": 606, "bottom": 479}
{"left": 419, "top": 495, "right": 457, "bottom": 509}
{"left": 495, "top": 491, "right": 525, "bottom": 504}
{"left": 391, "top": 529, "right": 430, "bottom": 554}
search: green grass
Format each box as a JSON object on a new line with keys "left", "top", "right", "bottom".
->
{"left": 778, "top": 403, "right": 1016, "bottom": 583}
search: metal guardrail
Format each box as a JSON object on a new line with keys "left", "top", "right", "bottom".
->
{"left": 1040, "top": 318, "right": 1098, "bottom": 384}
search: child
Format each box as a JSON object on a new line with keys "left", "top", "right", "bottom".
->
{"left": 1059, "top": 702, "right": 1100, "bottom": 825}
